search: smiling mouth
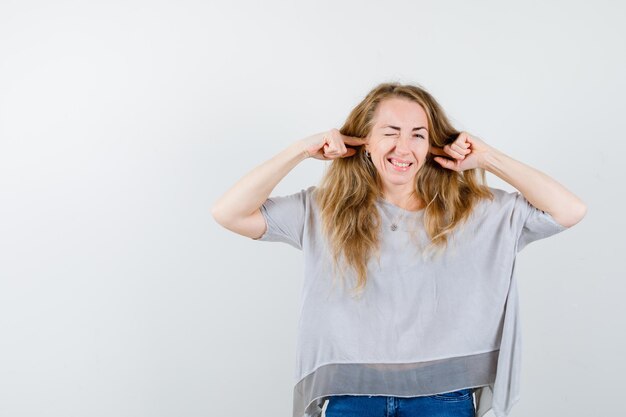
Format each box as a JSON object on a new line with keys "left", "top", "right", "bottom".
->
{"left": 387, "top": 158, "right": 413, "bottom": 168}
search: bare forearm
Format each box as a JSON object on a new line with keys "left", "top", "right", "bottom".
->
{"left": 483, "top": 148, "right": 587, "bottom": 228}
{"left": 211, "top": 141, "right": 308, "bottom": 221}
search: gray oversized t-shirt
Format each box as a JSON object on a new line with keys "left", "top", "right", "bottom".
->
{"left": 255, "top": 186, "right": 568, "bottom": 417}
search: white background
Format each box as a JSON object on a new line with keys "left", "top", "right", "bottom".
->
{"left": 0, "top": 0, "right": 624, "bottom": 416}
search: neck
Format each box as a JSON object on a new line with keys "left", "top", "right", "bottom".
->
{"left": 382, "top": 188, "right": 424, "bottom": 211}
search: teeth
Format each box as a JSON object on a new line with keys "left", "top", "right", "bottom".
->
{"left": 390, "top": 159, "right": 410, "bottom": 167}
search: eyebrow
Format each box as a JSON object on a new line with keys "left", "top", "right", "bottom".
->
{"left": 380, "top": 124, "right": 429, "bottom": 132}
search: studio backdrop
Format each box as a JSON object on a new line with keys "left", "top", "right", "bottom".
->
{"left": 0, "top": 1, "right": 623, "bottom": 417}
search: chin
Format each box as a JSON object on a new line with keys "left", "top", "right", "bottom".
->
{"left": 384, "top": 176, "right": 417, "bottom": 185}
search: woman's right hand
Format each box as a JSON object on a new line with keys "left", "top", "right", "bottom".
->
{"left": 299, "top": 129, "right": 367, "bottom": 161}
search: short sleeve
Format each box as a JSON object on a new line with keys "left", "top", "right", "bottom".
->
{"left": 511, "top": 191, "right": 569, "bottom": 252}
{"left": 252, "top": 187, "right": 310, "bottom": 250}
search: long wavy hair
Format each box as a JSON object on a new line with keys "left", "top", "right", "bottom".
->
{"left": 313, "top": 82, "right": 494, "bottom": 298}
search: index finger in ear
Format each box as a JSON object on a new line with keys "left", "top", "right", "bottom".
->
{"left": 429, "top": 146, "right": 447, "bottom": 156}
{"left": 342, "top": 135, "right": 368, "bottom": 145}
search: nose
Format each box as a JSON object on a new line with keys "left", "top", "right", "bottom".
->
{"left": 394, "top": 135, "right": 411, "bottom": 154}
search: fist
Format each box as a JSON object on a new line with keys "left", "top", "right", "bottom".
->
{"left": 300, "top": 129, "right": 367, "bottom": 161}
{"left": 429, "top": 131, "right": 493, "bottom": 171}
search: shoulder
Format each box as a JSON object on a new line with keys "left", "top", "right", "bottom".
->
{"left": 468, "top": 187, "right": 526, "bottom": 224}
{"left": 486, "top": 186, "right": 512, "bottom": 200}
{"left": 478, "top": 187, "right": 538, "bottom": 230}
{"left": 271, "top": 185, "right": 317, "bottom": 202}
{"left": 300, "top": 185, "right": 318, "bottom": 208}
{"left": 483, "top": 186, "right": 521, "bottom": 208}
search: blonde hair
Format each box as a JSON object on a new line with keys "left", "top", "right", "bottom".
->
{"left": 313, "top": 82, "right": 493, "bottom": 298}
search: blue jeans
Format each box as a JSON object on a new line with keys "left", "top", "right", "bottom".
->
{"left": 325, "top": 388, "right": 475, "bottom": 417}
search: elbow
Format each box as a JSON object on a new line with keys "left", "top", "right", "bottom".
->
{"left": 556, "top": 200, "right": 587, "bottom": 228}
{"left": 573, "top": 201, "right": 588, "bottom": 224}
{"left": 211, "top": 206, "right": 219, "bottom": 222}
{"left": 211, "top": 203, "right": 228, "bottom": 226}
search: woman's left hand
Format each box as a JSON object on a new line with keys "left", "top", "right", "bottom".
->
{"left": 430, "top": 132, "right": 494, "bottom": 172}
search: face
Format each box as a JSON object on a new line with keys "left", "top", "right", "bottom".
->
{"left": 365, "top": 97, "right": 430, "bottom": 196}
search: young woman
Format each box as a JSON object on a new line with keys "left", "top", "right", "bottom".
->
{"left": 212, "top": 82, "right": 586, "bottom": 417}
